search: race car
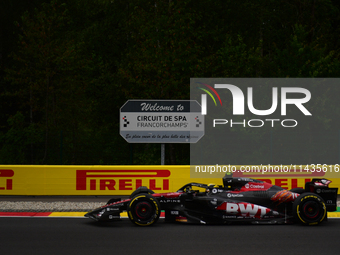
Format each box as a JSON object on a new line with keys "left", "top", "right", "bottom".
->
{"left": 84, "top": 174, "right": 338, "bottom": 226}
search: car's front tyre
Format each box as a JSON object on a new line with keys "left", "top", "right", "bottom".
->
{"left": 127, "top": 193, "right": 160, "bottom": 226}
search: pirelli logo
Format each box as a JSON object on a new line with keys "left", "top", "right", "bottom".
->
{"left": 76, "top": 170, "right": 171, "bottom": 191}
{"left": 0, "top": 170, "right": 14, "bottom": 190}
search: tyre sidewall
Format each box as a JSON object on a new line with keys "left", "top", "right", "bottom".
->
{"left": 293, "top": 192, "right": 326, "bottom": 225}
{"left": 127, "top": 193, "right": 160, "bottom": 226}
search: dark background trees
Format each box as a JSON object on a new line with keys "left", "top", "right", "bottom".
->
{"left": 1, "top": 0, "right": 339, "bottom": 164}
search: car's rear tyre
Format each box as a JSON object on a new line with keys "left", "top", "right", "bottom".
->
{"left": 293, "top": 192, "right": 326, "bottom": 225}
{"left": 129, "top": 186, "right": 154, "bottom": 198}
{"left": 127, "top": 193, "right": 160, "bottom": 226}
{"left": 290, "top": 188, "right": 305, "bottom": 194}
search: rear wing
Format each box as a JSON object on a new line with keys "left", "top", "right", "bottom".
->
{"left": 305, "top": 179, "right": 338, "bottom": 212}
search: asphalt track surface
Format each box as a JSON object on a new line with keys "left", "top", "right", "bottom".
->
{"left": 1, "top": 217, "right": 340, "bottom": 255}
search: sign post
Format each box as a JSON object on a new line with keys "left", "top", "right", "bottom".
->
{"left": 120, "top": 100, "right": 204, "bottom": 164}
{"left": 161, "top": 143, "right": 165, "bottom": 165}
{"left": 120, "top": 100, "right": 204, "bottom": 144}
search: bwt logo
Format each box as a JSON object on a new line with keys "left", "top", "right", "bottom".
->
{"left": 0, "top": 170, "right": 14, "bottom": 190}
{"left": 76, "top": 170, "right": 170, "bottom": 191}
{"left": 199, "top": 84, "right": 312, "bottom": 128}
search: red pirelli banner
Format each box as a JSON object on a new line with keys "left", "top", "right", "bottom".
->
{"left": 0, "top": 165, "right": 339, "bottom": 195}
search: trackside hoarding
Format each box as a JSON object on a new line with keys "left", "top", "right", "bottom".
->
{"left": 0, "top": 165, "right": 219, "bottom": 195}
{"left": 0, "top": 165, "right": 340, "bottom": 195}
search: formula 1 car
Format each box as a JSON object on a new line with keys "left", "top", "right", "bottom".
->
{"left": 84, "top": 174, "right": 338, "bottom": 226}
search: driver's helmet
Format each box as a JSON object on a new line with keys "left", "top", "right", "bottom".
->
{"left": 223, "top": 172, "right": 234, "bottom": 188}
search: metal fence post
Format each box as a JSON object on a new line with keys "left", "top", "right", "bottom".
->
{"left": 161, "top": 143, "right": 165, "bottom": 165}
